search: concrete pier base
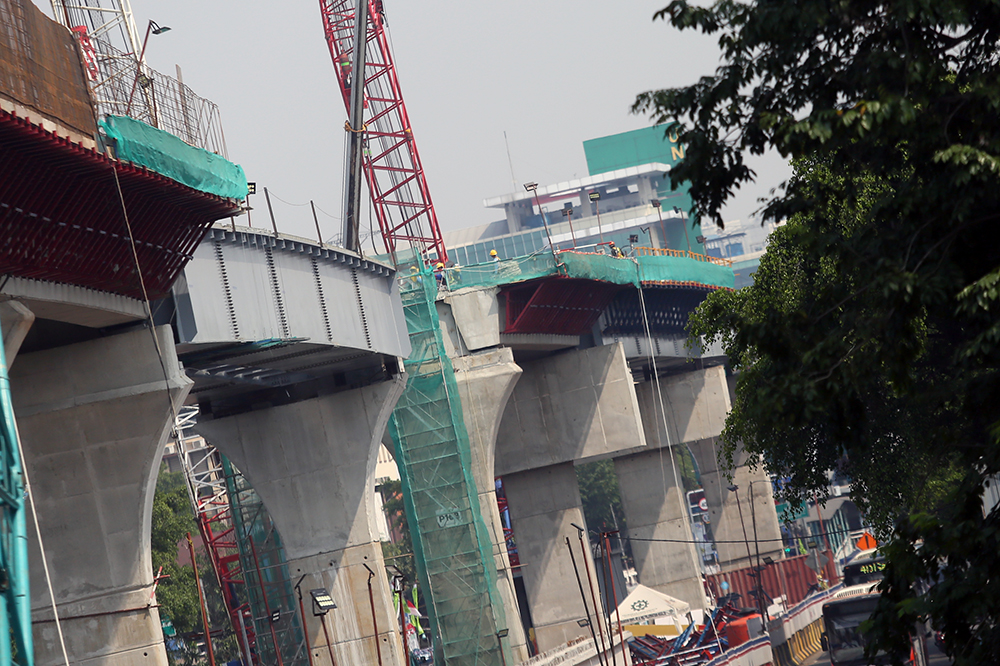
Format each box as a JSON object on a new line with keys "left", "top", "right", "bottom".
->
{"left": 689, "top": 436, "right": 784, "bottom": 571}
{"left": 197, "top": 376, "right": 407, "bottom": 666}
{"left": 503, "top": 463, "right": 607, "bottom": 654}
{"left": 452, "top": 348, "right": 528, "bottom": 664}
{"left": 615, "top": 447, "right": 707, "bottom": 609}
{"left": 12, "top": 327, "right": 189, "bottom": 666}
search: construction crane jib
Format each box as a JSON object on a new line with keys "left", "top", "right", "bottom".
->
{"left": 320, "top": 0, "right": 448, "bottom": 266}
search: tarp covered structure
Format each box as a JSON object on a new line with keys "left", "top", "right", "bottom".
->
{"left": 616, "top": 584, "right": 691, "bottom": 625}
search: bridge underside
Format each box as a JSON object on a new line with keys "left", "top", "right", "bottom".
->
{"left": 0, "top": 107, "right": 240, "bottom": 299}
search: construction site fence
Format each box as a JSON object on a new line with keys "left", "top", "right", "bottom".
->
{"left": 74, "top": 27, "right": 229, "bottom": 157}
{"left": 706, "top": 550, "right": 839, "bottom": 611}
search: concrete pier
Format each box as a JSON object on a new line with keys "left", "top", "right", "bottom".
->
{"left": 196, "top": 377, "right": 407, "bottom": 666}
{"left": 497, "top": 344, "right": 644, "bottom": 653}
{"left": 452, "top": 348, "right": 528, "bottom": 663}
{"left": 502, "top": 463, "right": 610, "bottom": 653}
{"left": 12, "top": 327, "right": 189, "bottom": 666}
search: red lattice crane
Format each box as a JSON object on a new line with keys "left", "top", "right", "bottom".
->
{"left": 319, "top": 0, "right": 447, "bottom": 264}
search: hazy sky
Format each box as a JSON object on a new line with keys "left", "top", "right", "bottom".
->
{"left": 49, "top": 1, "right": 790, "bottom": 245}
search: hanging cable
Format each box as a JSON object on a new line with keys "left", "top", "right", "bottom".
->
{"left": 13, "top": 413, "right": 69, "bottom": 666}
{"left": 635, "top": 276, "right": 688, "bottom": 506}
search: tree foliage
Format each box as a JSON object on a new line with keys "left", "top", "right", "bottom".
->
{"left": 634, "top": 1, "right": 1000, "bottom": 663}
{"left": 151, "top": 467, "right": 200, "bottom": 635}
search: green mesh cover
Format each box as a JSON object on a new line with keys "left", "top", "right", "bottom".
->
{"left": 438, "top": 252, "right": 559, "bottom": 291}
{"left": 100, "top": 115, "right": 248, "bottom": 199}
{"left": 637, "top": 253, "right": 735, "bottom": 289}
{"left": 223, "top": 456, "right": 307, "bottom": 665}
{"left": 389, "top": 267, "right": 508, "bottom": 666}
{"left": 438, "top": 249, "right": 733, "bottom": 291}
{"left": 559, "top": 251, "right": 640, "bottom": 287}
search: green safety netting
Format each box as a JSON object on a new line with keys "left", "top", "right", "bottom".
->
{"left": 100, "top": 115, "right": 248, "bottom": 200}
{"left": 437, "top": 249, "right": 733, "bottom": 292}
{"left": 636, "top": 253, "right": 735, "bottom": 289}
{"left": 388, "top": 267, "right": 508, "bottom": 666}
{"left": 437, "top": 251, "right": 559, "bottom": 291}
{"left": 0, "top": 324, "right": 31, "bottom": 666}
{"left": 223, "top": 456, "right": 308, "bottom": 665}
{"left": 559, "top": 250, "right": 641, "bottom": 287}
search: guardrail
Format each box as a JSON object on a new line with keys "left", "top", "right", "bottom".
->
{"left": 635, "top": 246, "right": 734, "bottom": 267}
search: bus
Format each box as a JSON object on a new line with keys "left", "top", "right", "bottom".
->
{"left": 820, "top": 554, "right": 926, "bottom": 666}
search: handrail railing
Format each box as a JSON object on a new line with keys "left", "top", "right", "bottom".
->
{"left": 635, "top": 246, "right": 734, "bottom": 267}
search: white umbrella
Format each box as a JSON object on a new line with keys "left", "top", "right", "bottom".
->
{"left": 615, "top": 584, "right": 691, "bottom": 625}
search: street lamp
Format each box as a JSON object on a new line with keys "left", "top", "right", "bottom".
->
{"left": 673, "top": 206, "right": 693, "bottom": 254}
{"left": 562, "top": 204, "right": 577, "bottom": 247}
{"left": 310, "top": 588, "right": 337, "bottom": 616}
{"left": 524, "top": 182, "right": 556, "bottom": 258}
{"left": 496, "top": 628, "right": 510, "bottom": 666}
{"left": 590, "top": 191, "right": 604, "bottom": 243}
{"left": 651, "top": 199, "right": 667, "bottom": 250}
{"left": 127, "top": 20, "right": 171, "bottom": 118}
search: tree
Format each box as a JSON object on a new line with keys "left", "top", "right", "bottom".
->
{"left": 577, "top": 459, "right": 625, "bottom": 535}
{"left": 634, "top": 2, "right": 1000, "bottom": 664}
{"left": 151, "top": 467, "right": 200, "bottom": 636}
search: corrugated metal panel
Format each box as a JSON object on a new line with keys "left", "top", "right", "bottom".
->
{"left": 181, "top": 228, "right": 409, "bottom": 358}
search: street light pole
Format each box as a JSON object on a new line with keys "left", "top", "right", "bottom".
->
{"left": 673, "top": 206, "right": 693, "bottom": 254}
{"left": 590, "top": 191, "right": 604, "bottom": 242}
{"left": 126, "top": 20, "right": 171, "bottom": 117}
{"left": 562, "top": 206, "right": 577, "bottom": 247}
{"left": 525, "top": 182, "right": 557, "bottom": 259}
{"left": 728, "top": 485, "right": 764, "bottom": 616}
{"left": 651, "top": 199, "right": 667, "bottom": 250}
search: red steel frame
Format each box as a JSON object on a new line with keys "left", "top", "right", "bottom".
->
{"left": 319, "top": 0, "right": 448, "bottom": 264}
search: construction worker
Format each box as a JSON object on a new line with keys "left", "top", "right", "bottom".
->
{"left": 490, "top": 249, "right": 500, "bottom": 273}
{"left": 609, "top": 241, "right": 625, "bottom": 258}
{"left": 434, "top": 262, "right": 446, "bottom": 286}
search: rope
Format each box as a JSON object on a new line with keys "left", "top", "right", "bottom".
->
{"left": 12, "top": 408, "right": 69, "bottom": 665}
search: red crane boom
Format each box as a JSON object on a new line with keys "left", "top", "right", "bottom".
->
{"left": 319, "top": 0, "right": 448, "bottom": 264}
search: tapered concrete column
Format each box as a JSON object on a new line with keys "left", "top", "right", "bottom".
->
{"left": 503, "top": 463, "right": 608, "bottom": 653}
{"left": 613, "top": 367, "right": 731, "bottom": 611}
{"left": 196, "top": 375, "right": 407, "bottom": 666}
{"left": 615, "top": 448, "right": 707, "bottom": 609}
{"left": 689, "top": 436, "right": 784, "bottom": 570}
{"left": 452, "top": 348, "right": 528, "bottom": 664}
{"left": 11, "top": 326, "right": 190, "bottom": 666}
{"left": 496, "top": 344, "right": 644, "bottom": 654}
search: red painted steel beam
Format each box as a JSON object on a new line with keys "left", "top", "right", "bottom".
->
{"left": 0, "top": 108, "right": 242, "bottom": 300}
{"left": 503, "top": 278, "right": 623, "bottom": 336}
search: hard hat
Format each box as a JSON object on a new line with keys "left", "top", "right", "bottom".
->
{"left": 436, "top": 262, "right": 444, "bottom": 269}
{"left": 490, "top": 249, "right": 498, "bottom": 256}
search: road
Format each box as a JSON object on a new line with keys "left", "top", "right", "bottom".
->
{"left": 801, "top": 642, "right": 952, "bottom": 666}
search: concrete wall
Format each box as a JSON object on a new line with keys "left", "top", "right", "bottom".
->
{"left": 12, "top": 326, "right": 189, "bottom": 666}
{"left": 496, "top": 343, "right": 645, "bottom": 475}
{"left": 196, "top": 376, "right": 407, "bottom": 666}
